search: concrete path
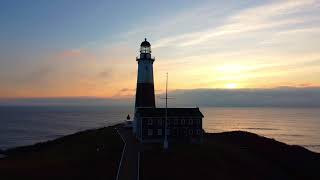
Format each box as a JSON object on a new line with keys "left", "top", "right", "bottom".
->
{"left": 116, "top": 127, "right": 141, "bottom": 180}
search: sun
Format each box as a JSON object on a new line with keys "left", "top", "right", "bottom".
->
{"left": 226, "top": 83, "right": 238, "bottom": 89}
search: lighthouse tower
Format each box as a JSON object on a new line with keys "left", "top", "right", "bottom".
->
{"left": 133, "top": 38, "right": 156, "bottom": 133}
{"left": 135, "top": 38, "right": 156, "bottom": 108}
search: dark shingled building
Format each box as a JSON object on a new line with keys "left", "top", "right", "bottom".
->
{"left": 135, "top": 108, "right": 204, "bottom": 142}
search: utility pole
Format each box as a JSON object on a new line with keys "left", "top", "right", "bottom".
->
{"left": 164, "top": 72, "right": 169, "bottom": 150}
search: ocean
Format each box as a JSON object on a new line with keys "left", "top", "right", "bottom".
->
{"left": 0, "top": 106, "right": 319, "bottom": 153}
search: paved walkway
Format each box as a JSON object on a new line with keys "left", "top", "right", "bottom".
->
{"left": 116, "top": 127, "right": 141, "bottom": 180}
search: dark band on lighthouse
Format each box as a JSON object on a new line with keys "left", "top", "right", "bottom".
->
{"left": 135, "top": 38, "right": 156, "bottom": 108}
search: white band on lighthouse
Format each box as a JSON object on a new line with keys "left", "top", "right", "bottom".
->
{"left": 137, "top": 59, "right": 154, "bottom": 84}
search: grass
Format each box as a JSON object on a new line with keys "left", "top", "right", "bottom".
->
{"left": 1, "top": 128, "right": 320, "bottom": 180}
{"left": 141, "top": 131, "right": 320, "bottom": 180}
{"left": 0, "top": 125, "right": 123, "bottom": 180}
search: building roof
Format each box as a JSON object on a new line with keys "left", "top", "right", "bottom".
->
{"left": 136, "top": 108, "right": 204, "bottom": 117}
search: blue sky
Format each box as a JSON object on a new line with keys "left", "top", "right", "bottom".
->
{"left": 0, "top": 0, "right": 204, "bottom": 49}
{"left": 0, "top": 0, "right": 265, "bottom": 58}
{"left": 0, "top": 0, "right": 320, "bottom": 99}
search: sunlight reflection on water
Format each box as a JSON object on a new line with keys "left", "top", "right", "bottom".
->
{"left": 202, "top": 107, "right": 320, "bottom": 152}
{"left": 0, "top": 106, "right": 319, "bottom": 153}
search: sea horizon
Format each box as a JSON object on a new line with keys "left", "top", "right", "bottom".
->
{"left": 1, "top": 105, "right": 319, "bottom": 153}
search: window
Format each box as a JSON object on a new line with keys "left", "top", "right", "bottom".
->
{"left": 188, "top": 118, "right": 193, "bottom": 125}
{"left": 157, "top": 129, "right": 162, "bottom": 136}
{"left": 189, "top": 129, "right": 193, "bottom": 135}
{"left": 148, "top": 129, "right": 153, "bottom": 136}
{"left": 181, "top": 118, "right": 185, "bottom": 125}
{"left": 174, "top": 119, "right": 178, "bottom": 125}
{"left": 157, "top": 118, "right": 162, "bottom": 126}
{"left": 140, "top": 46, "right": 151, "bottom": 53}
{"left": 148, "top": 118, "right": 153, "bottom": 125}
{"left": 166, "top": 118, "right": 170, "bottom": 125}
{"left": 196, "top": 129, "right": 201, "bottom": 135}
{"left": 183, "top": 128, "right": 187, "bottom": 136}
{"left": 166, "top": 129, "right": 170, "bottom": 135}
{"left": 173, "top": 128, "right": 177, "bottom": 136}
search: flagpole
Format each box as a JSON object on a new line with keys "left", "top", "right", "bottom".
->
{"left": 164, "top": 72, "right": 169, "bottom": 150}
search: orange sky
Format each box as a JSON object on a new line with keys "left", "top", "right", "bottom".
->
{"left": 1, "top": 0, "right": 320, "bottom": 98}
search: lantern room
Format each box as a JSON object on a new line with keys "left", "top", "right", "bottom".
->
{"left": 140, "top": 38, "right": 151, "bottom": 54}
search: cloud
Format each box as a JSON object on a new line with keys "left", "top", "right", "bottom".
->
{"left": 159, "top": 87, "right": 320, "bottom": 107}
{"left": 2, "top": 87, "right": 319, "bottom": 107}
{"left": 150, "top": 0, "right": 319, "bottom": 49}
{"left": 112, "top": 88, "right": 136, "bottom": 98}
{"left": 18, "top": 66, "right": 55, "bottom": 84}
{"left": 214, "top": 59, "right": 320, "bottom": 81}
{"left": 2, "top": 1, "right": 319, "bottom": 98}
{"left": 98, "top": 69, "right": 113, "bottom": 79}
{"left": 0, "top": 97, "right": 131, "bottom": 106}
{"left": 119, "top": 88, "right": 134, "bottom": 92}
{"left": 0, "top": 41, "right": 139, "bottom": 98}
{"left": 57, "top": 49, "right": 83, "bottom": 58}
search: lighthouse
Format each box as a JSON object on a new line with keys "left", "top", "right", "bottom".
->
{"left": 133, "top": 38, "right": 156, "bottom": 134}
{"left": 135, "top": 38, "right": 156, "bottom": 108}
{"left": 132, "top": 39, "right": 204, "bottom": 143}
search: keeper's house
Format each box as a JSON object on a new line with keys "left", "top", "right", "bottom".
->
{"left": 135, "top": 107, "right": 204, "bottom": 142}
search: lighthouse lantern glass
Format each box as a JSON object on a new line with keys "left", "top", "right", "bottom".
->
{"left": 140, "top": 46, "right": 151, "bottom": 53}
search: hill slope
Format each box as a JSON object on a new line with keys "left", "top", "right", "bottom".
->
{"left": 141, "top": 131, "right": 320, "bottom": 180}
{"left": 0, "top": 126, "right": 123, "bottom": 180}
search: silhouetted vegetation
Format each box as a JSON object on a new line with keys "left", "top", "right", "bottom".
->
{"left": 1, "top": 126, "right": 319, "bottom": 180}
{"left": 141, "top": 131, "right": 320, "bottom": 180}
{"left": 0, "top": 125, "right": 123, "bottom": 180}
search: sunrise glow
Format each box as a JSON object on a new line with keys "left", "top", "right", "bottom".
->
{"left": 226, "top": 83, "right": 238, "bottom": 89}
{"left": 0, "top": 0, "right": 319, "bottom": 98}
